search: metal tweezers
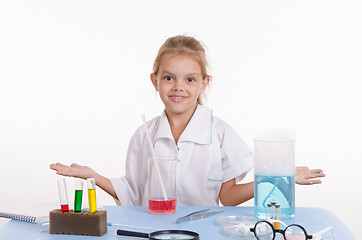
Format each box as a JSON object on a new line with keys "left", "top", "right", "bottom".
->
{"left": 176, "top": 209, "right": 224, "bottom": 224}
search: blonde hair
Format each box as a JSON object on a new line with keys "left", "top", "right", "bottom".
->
{"left": 152, "top": 35, "right": 211, "bottom": 105}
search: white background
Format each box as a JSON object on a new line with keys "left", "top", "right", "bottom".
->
{"left": 0, "top": 0, "right": 361, "bottom": 239}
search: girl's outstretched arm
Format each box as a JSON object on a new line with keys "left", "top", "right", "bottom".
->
{"left": 50, "top": 163, "right": 118, "bottom": 200}
{"left": 295, "top": 166, "right": 325, "bottom": 185}
{"left": 219, "top": 166, "right": 325, "bottom": 206}
{"left": 219, "top": 179, "right": 254, "bottom": 206}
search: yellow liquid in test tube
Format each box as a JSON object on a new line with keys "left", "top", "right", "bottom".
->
{"left": 88, "top": 189, "right": 97, "bottom": 213}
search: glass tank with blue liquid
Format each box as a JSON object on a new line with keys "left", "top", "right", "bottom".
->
{"left": 254, "top": 138, "right": 295, "bottom": 220}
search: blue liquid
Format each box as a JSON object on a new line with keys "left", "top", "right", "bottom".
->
{"left": 254, "top": 175, "right": 295, "bottom": 220}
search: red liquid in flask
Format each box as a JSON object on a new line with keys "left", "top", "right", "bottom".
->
{"left": 148, "top": 198, "right": 176, "bottom": 214}
{"left": 61, "top": 204, "right": 69, "bottom": 212}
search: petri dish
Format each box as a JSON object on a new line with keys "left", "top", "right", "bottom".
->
{"left": 215, "top": 216, "right": 257, "bottom": 227}
{"left": 215, "top": 216, "right": 257, "bottom": 238}
{"left": 222, "top": 225, "right": 256, "bottom": 238}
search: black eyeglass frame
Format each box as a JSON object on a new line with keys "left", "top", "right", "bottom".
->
{"left": 250, "top": 220, "right": 313, "bottom": 240}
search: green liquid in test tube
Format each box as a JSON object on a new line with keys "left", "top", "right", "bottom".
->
{"left": 74, "top": 180, "right": 83, "bottom": 212}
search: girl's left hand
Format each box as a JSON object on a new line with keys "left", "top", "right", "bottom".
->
{"left": 295, "top": 166, "right": 325, "bottom": 185}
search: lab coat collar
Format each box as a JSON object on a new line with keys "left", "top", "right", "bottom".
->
{"left": 154, "top": 105, "right": 213, "bottom": 145}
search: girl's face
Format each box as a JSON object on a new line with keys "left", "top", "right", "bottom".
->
{"left": 151, "top": 53, "right": 209, "bottom": 117}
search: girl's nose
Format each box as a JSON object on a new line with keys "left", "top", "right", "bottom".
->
{"left": 172, "top": 80, "right": 184, "bottom": 92}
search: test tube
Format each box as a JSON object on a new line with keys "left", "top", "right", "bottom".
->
{"left": 274, "top": 205, "right": 281, "bottom": 229}
{"left": 266, "top": 203, "right": 272, "bottom": 220}
{"left": 74, "top": 180, "right": 83, "bottom": 212}
{"left": 87, "top": 178, "right": 97, "bottom": 213}
{"left": 57, "top": 178, "right": 69, "bottom": 212}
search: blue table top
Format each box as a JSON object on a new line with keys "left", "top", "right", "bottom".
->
{"left": 0, "top": 206, "right": 357, "bottom": 240}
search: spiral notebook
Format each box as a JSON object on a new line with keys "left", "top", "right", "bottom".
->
{"left": 0, "top": 201, "right": 58, "bottom": 223}
{"left": 0, "top": 212, "right": 48, "bottom": 223}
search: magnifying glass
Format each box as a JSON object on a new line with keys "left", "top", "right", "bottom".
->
{"left": 117, "top": 229, "right": 199, "bottom": 240}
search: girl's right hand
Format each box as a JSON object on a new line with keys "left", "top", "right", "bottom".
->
{"left": 50, "top": 163, "right": 96, "bottom": 180}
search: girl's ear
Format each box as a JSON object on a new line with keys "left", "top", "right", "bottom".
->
{"left": 150, "top": 73, "right": 159, "bottom": 91}
{"left": 200, "top": 76, "right": 210, "bottom": 93}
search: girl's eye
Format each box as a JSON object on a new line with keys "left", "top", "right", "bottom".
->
{"left": 164, "top": 76, "right": 173, "bottom": 81}
{"left": 187, "top": 78, "right": 195, "bottom": 83}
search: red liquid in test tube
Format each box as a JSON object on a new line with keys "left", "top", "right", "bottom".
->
{"left": 57, "top": 178, "right": 69, "bottom": 212}
{"left": 61, "top": 204, "right": 69, "bottom": 212}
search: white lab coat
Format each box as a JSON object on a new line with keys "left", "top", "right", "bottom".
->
{"left": 110, "top": 105, "right": 253, "bottom": 206}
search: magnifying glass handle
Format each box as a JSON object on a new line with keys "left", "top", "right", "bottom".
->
{"left": 117, "top": 229, "right": 150, "bottom": 238}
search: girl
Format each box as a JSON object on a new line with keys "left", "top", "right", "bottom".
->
{"left": 50, "top": 35, "right": 324, "bottom": 206}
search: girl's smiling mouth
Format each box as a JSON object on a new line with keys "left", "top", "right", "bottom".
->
{"left": 169, "top": 95, "right": 188, "bottom": 102}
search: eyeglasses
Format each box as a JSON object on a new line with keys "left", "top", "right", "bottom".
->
{"left": 250, "top": 221, "right": 313, "bottom": 240}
